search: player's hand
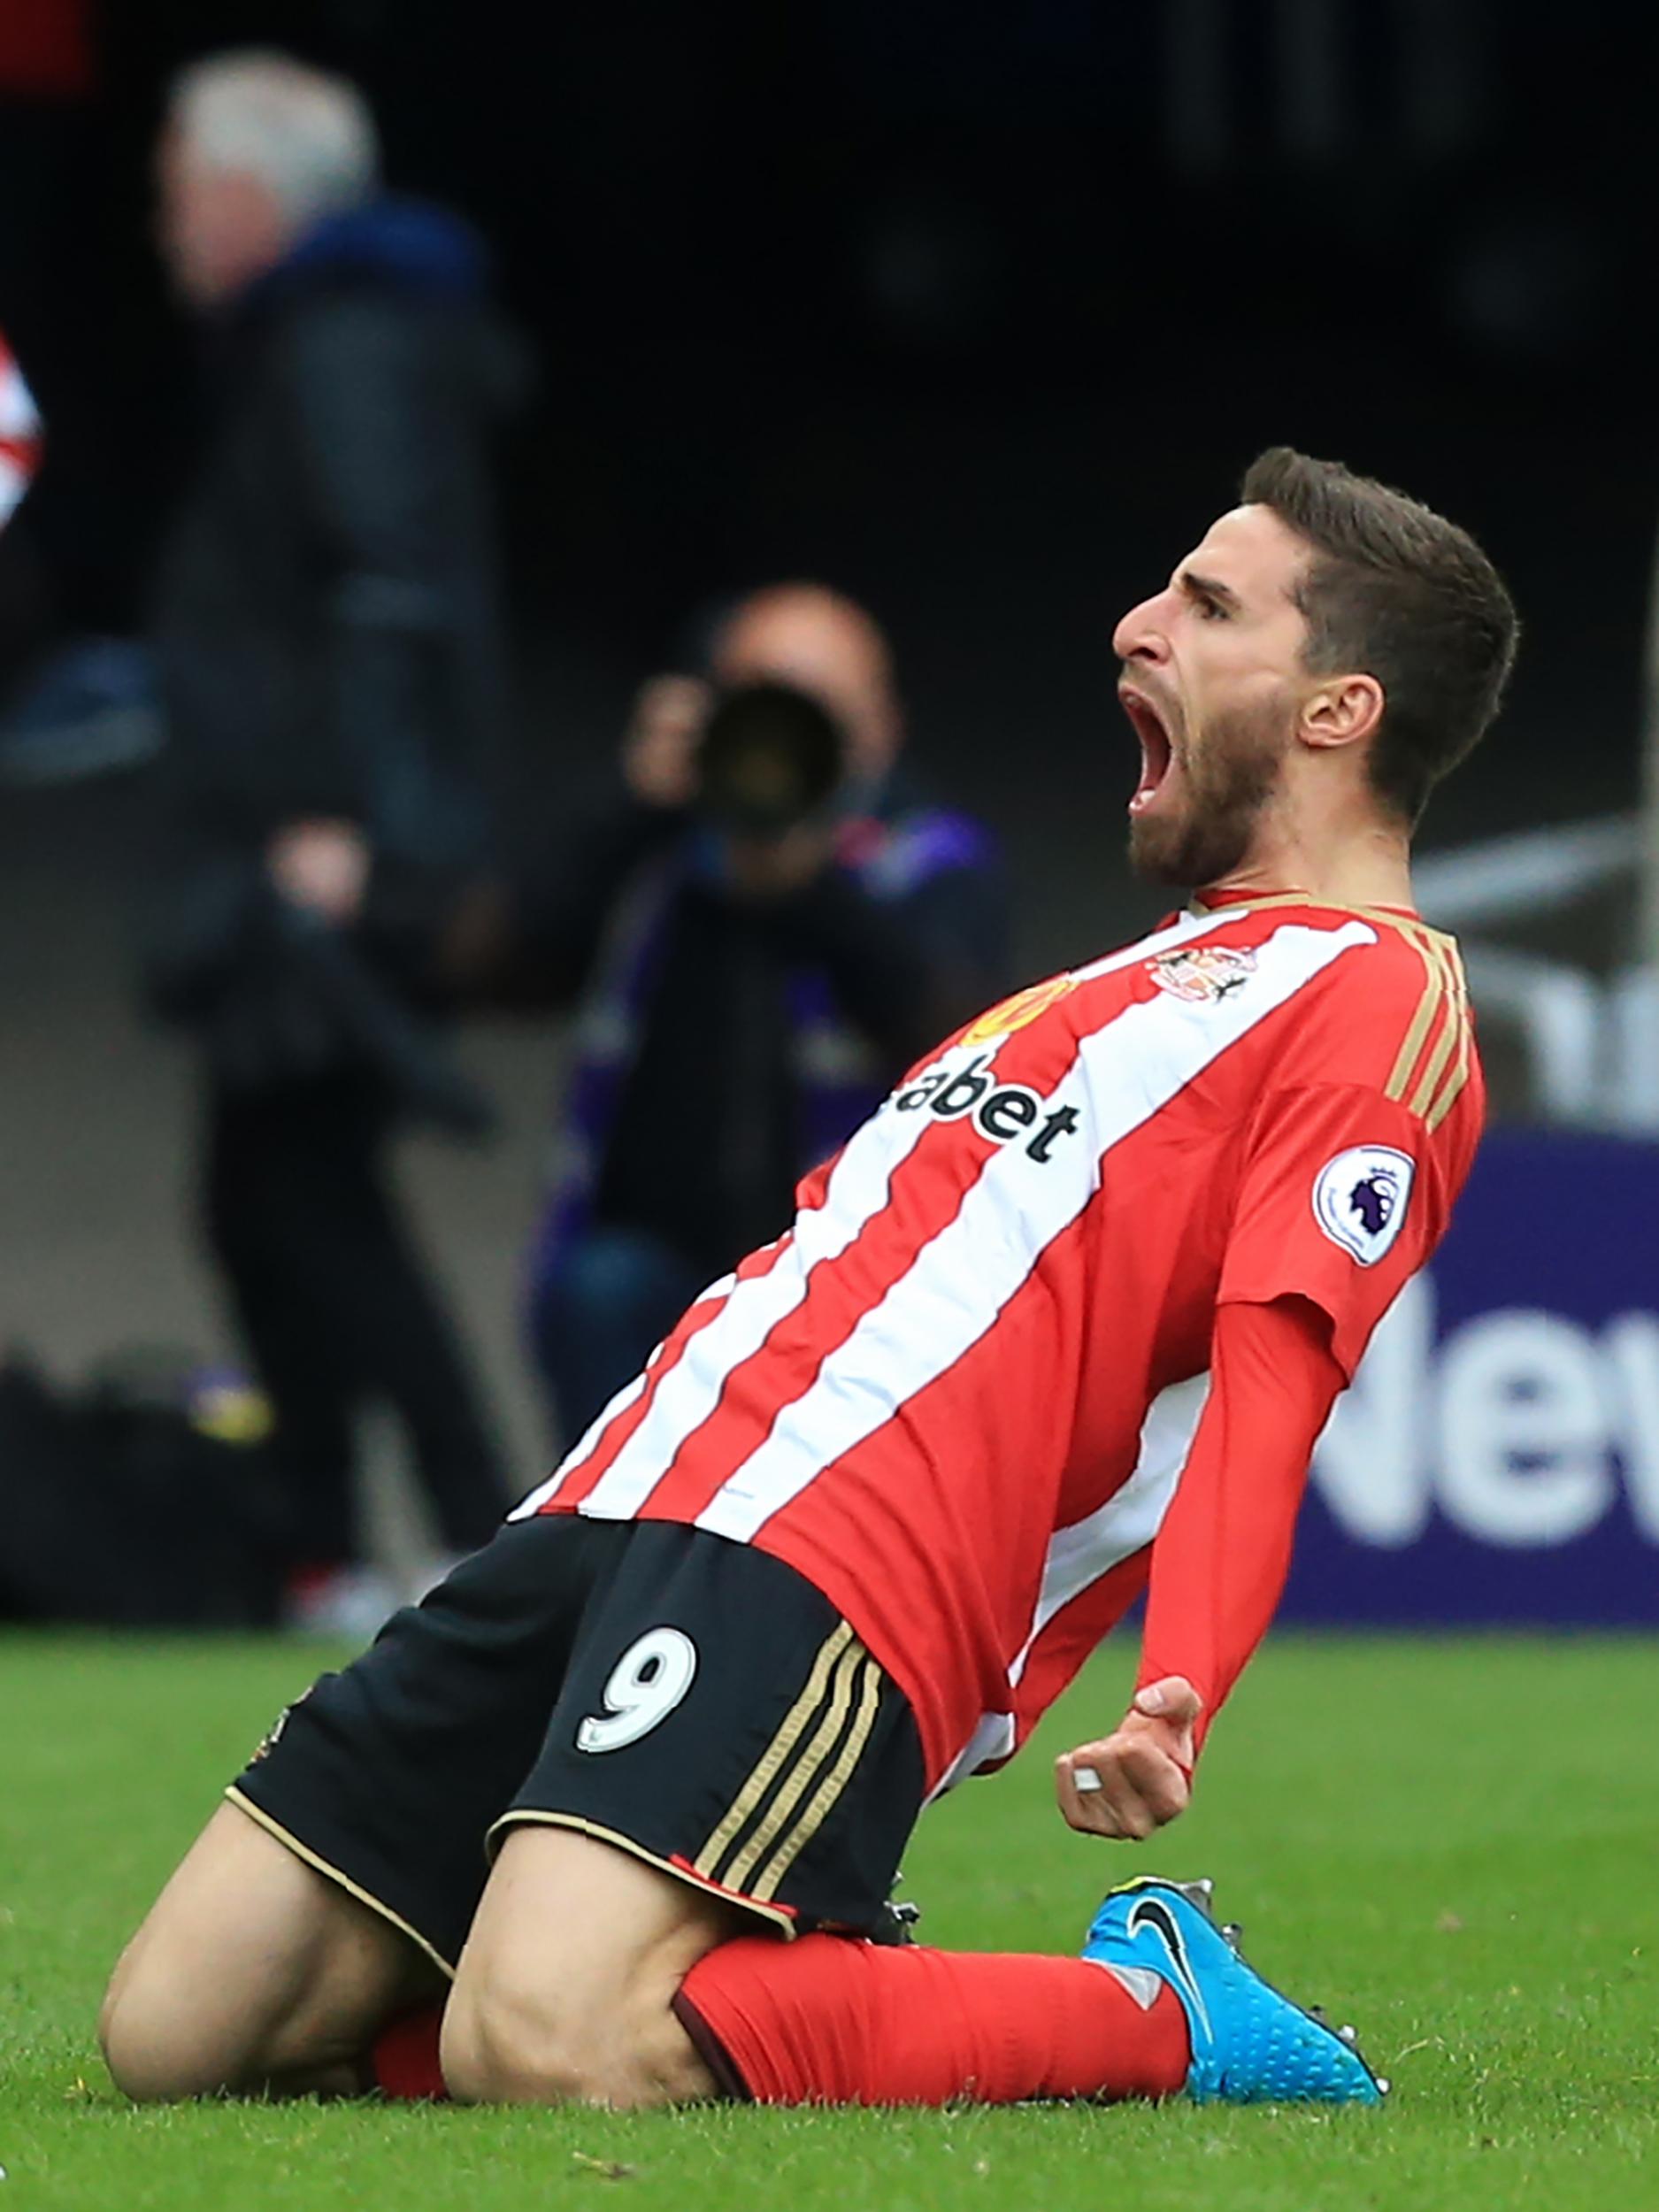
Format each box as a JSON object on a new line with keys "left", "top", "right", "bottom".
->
{"left": 267, "top": 819, "right": 370, "bottom": 926}
{"left": 1054, "top": 1676, "right": 1202, "bottom": 1839}
{"left": 622, "top": 674, "right": 711, "bottom": 808}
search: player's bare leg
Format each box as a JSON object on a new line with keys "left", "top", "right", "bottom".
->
{"left": 101, "top": 1801, "right": 443, "bottom": 2101}
{"left": 441, "top": 1824, "right": 743, "bottom": 2108}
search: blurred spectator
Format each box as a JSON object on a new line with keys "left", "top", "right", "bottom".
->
{"left": 144, "top": 51, "right": 519, "bottom": 1631}
{"left": 479, "top": 583, "right": 1009, "bottom": 1440}
{"left": 0, "top": 331, "right": 42, "bottom": 533}
{"left": 0, "top": 2, "right": 165, "bottom": 782}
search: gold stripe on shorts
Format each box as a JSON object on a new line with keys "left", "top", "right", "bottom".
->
{"left": 692, "top": 1620, "right": 884, "bottom": 1899}
{"left": 719, "top": 1637, "right": 872, "bottom": 1894}
{"left": 691, "top": 1619, "right": 854, "bottom": 1880}
{"left": 748, "top": 1650, "right": 883, "bottom": 1901}
{"left": 225, "top": 1786, "right": 456, "bottom": 1979}
{"left": 488, "top": 1809, "right": 799, "bottom": 1935}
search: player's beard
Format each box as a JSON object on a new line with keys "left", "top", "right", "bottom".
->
{"left": 1127, "top": 698, "right": 1287, "bottom": 890}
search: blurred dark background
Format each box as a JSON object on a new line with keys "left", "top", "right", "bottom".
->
{"left": 9, "top": 1, "right": 1659, "bottom": 947}
{"left": 4, "top": 0, "right": 1656, "bottom": 1489}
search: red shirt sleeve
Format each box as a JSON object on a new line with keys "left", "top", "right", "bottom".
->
{"left": 1219, "top": 1079, "right": 1455, "bottom": 1379}
{"left": 1136, "top": 1296, "right": 1344, "bottom": 1753}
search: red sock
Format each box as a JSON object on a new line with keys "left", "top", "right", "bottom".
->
{"left": 372, "top": 2002, "right": 449, "bottom": 2101}
{"left": 677, "top": 1936, "right": 1190, "bottom": 2106}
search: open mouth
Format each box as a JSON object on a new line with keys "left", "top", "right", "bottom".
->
{"left": 1120, "top": 686, "right": 1176, "bottom": 815}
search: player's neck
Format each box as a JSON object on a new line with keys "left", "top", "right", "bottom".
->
{"left": 1202, "top": 810, "right": 1415, "bottom": 915}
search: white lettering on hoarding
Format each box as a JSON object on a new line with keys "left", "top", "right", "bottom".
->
{"left": 1310, "top": 1276, "right": 1659, "bottom": 1551}
{"left": 1437, "top": 1314, "right": 1614, "bottom": 1545}
{"left": 1602, "top": 1315, "right": 1659, "bottom": 1541}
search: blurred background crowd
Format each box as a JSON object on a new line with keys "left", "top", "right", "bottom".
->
{"left": 3, "top": 1, "right": 1657, "bottom": 1637}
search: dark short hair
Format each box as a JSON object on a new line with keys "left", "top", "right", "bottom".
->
{"left": 1240, "top": 446, "right": 1519, "bottom": 826}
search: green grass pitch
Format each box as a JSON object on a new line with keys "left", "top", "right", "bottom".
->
{"left": 3, "top": 1631, "right": 1655, "bottom": 2211}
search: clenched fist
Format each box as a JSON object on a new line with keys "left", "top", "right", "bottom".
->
{"left": 1054, "top": 1675, "right": 1202, "bottom": 1839}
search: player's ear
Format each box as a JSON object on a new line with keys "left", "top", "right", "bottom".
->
{"left": 1297, "top": 672, "right": 1384, "bottom": 755}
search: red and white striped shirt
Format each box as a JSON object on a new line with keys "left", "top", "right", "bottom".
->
{"left": 0, "top": 333, "right": 42, "bottom": 531}
{"left": 514, "top": 892, "right": 1481, "bottom": 1793}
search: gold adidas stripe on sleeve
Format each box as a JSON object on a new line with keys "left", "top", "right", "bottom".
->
{"left": 1384, "top": 923, "right": 1472, "bottom": 1129}
{"left": 1406, "top": 933, "right": 1463, "bottom": 1120}
{"left": 1424, "top": 941, "right": 1473, "bottom": 1132}
{"left": 1385, "top": 926, "right": 1443, "bottom": 1103}
{"left": 1186, "top": 895, "right": 1475, "bottom": 1133}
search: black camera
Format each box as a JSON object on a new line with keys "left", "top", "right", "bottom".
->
{"left": 693, "top": 680, "right": 846, "bottom": 839}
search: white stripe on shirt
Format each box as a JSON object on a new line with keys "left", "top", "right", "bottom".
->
{"left": 694, "top": 922, "right": 1371, "bottom": 1544}
{"left": 927, "top": 1372, "right": 1211, "bottom": 1797}
{"left": 570, "top": 1079, "right": 941, "bottom": 1519}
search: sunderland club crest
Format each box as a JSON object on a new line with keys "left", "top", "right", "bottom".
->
{"left": 1147, "top": 944, "right": 1258, "bottom": 1004}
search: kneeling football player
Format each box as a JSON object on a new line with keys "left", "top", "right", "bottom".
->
{"left": 101, "top": 449, "right": 1515, "bottom": 2110}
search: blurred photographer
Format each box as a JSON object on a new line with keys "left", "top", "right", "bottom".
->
{"left": 487, "top": 583, "right": 1008, "bottom": 1440}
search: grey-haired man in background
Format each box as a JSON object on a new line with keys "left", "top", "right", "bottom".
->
{"left": 147, "top": 51, "right": 521, "bottom": 1631}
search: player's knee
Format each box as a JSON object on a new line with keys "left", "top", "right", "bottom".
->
{"left": 440, "top": 1978, "right": 598, "bottom": 2106}
{"left": 441, "top": 1977, "right": 672, "bottom": 2109}
{"left": 99, "top": 1919, "right": 341, "bottom": 2105}
{"left": 100, "top": 1952, "right": 228, "bottom": 2103}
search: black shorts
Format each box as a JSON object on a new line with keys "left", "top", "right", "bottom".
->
{"left": 230, "top": 1517, "right": 926, "bottom": 1973}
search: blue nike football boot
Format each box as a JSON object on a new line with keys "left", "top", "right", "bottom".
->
{"left": 1082, "top": 1875, "right": 1387, "bottom": 2105}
